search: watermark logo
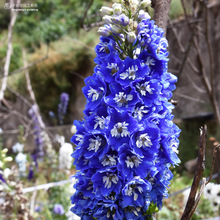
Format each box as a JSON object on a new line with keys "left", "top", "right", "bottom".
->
{"left": 4, "top": 2, "right": 12, "bottom": 10}
{"left": 4, "top": 2, "right": 38, "bottom": 12}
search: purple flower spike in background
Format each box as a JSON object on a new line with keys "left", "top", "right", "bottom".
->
{"left": 71, "top": 0, "right": 180, "bottom": 219}
{"left": 58, "top": 92, "right": 69, "bottom": 125}
{"left": 53, "top": 204, "right": 65, "bottom": 215}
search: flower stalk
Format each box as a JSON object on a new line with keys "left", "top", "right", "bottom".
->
{"left": 71, "top": 0, "right": 180, "bottom": 219}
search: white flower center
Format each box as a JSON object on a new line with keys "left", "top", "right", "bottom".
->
{"left": 170, "top": 139, "right": 179, "bottom": 154}
{"left": 103, "top": 173, "right": 119, "bottom": 189}
{"left": 87, "top": 87, "right": 100, "bottom": 101}
{"left": 88, "top": 136, "right": 102, "bottom": 152}
{"left": 106, "top": 63, "right": 119, "bottom": 75}
{"left": 120, "top": 65, "right": 138, "bottom": 80}
{"left": 101, "top": 155, "right": 117, "bottom": 166}
{"left": 125, "top": 184, "right": 143, "bottom": 201}
{"left": 99, "top": 42, "right": 109, "bottom": 53}
{"left": 136, "top": 133, "right": 152, "bottom": 148}
{"left": 125, "top": 155, "right": 142, "bottom": 168}
{"left": 136, "top": 82, "right": 153, "bottom": 96}
{"left": 75, "top": 134, "right": 84, "bottom": 144}
{"left": 94, "top": 116, "right": 105, "bottom": 130}
{"left": 145, "top": 56, "right": 155, "bottom": 66}
{"left": 113, "top": 92, "right": 133, "bottom": 107}
{"left": 133, "top": 106, "right": 148, "bottom": 121}
{"left": 111, "top": 122, "right": 130, "bottom": 138}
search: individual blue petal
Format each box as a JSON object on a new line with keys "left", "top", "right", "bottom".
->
{"left": 104, "top": 82, "right": 139, "bottom": 112}
{"left": 118, "top": 143, "right": 154, "bottom": 179}
{"left": 131, "top": 120, "right": 160, "bottom": 157}
{"left": 107, "top": 108, "right": 138, "bottom": 150}
{"left": 133, "top": 77, "right": 162, "bottom": 106}
{"left": 85, "top": 104, "right": 109, "bottom": 133}
{"left": 71, "top": 120, "right": 86, "bottom": 145}
{"left": 93, "top": 203, "right": 124, "bottom": 220}
{"left": 82, "top": 74, "right": 106, "bottom": 112}
{"left": 116, "top": 57, "right": 149, "bottom": 86}
{"left": 92, "top": 167, "right": 122, "bottom": 197}
{"left": 138, "top": 51, "right": 167, "bottom": 76}
{"left": 122, "top": 176, "right": 152, "bottom": 208}
{"left": 99, "top": 53, "right": 124, "bottom": 83}
{"left": 80, "top": 133, "right": 108, "bottom": 159}
{"left": 148, "top": 37, "right": 169, "bottom": 61}
{"left": 95, "top": 36, "right": 116, "bottom": 63}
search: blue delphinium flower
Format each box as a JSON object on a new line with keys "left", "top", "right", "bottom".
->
{"left": 58, "top": 92, "right": 69, "bottom": 125}
{"left": 71, "top": 0, "right": 180, "bottom": 219}
{"left": 53, "top": 204, "right": 65, "bottom": 215}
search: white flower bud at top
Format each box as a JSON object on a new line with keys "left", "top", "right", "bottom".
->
{"left": 119, "top": 33, "right": 125, "bottom": 41}
{"left": 103, "top": 15, "right": 112, "bottom": 24}
{"left": 100, "top": 6, "right": 113, "bottom": 16}
{"left": 138, "top": 10, "right": 151, "bottom": 20}
{"left": 98, "top": 26, "right": 112, "bottom": 37}
{"left": 112, "top": 3, "right": 123, "bottom": 15}
{"left": 118, "top": 14, "right": 130, "bottom": 26}
{"left": 111, "top": 25, "right": 121, "bottom": 34}
{"left": 111, "top": 16, "right": 120, "bottom": 24}
{"left": 127, "top": 32, "right": 137, "bottom": 43}
{"left": 133, "top": 21, "right": 138, "bottom": 29}
{"left": 140, "top": 0, "right": 151, "bottom": 8}
{"left": 129, "top": 0, "right": 139, "bottom": 6}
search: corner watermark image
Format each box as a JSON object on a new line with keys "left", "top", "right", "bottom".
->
{"left": 4, "top": 2, "right": 38, "bottom": 12}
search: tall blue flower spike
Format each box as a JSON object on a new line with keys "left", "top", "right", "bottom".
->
{"left": 71, "top": 0, "right": 180, "bottom": 219}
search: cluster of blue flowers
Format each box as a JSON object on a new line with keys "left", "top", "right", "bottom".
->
{"left": 71, "top": 1, "right": 180, "bottom": 219}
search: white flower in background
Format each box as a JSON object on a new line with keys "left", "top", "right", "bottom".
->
{"left": 0, "top": 128, "right": 2, "bottom": 134}
{"left": 3, "top": 168, "right": 11, "bottom": 179}
{"left": 66, "top": 209, "right": 81, "bottom": 220}
{"left": 204, "top": 182, "right": 220, "bottom": 212}
{"left": 55, "top": 135, "right": 65, "bottom": 145}
{"left": 12, "top": 142, "right": 24, "bottom": 153}
{"left": 59, "top": 143, "right": 73, "bottom": 170}
{"left": 15, "top": 152, "right": 27, "bottom": 174}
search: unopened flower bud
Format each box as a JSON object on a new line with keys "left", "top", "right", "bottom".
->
{"left": 119, "top": 33, "right": 125, "bottom": 41}
{"left": 118, "top": 14, "right": 129, "bottom": 26}
{"left": 98, "top": 26, "right": 112, "bottom": 37}
{"left": 127, "top": 32, "right": 136, "bottom": 43}
{"left": 103, "top": 15, "right": 112, "bottom": 24}
{"left": 112, "top": 3, "right": 123, "bottom": 15}
{"left": 111, "top": 25, "right": 121, "bottom": 34}
{"left": 100, "top": 6, "right": 113, "bottom": 15}
{"left": 140, "top": 0, "right": 151, "bottom": 8}
{"left": 138, "top": 10, "right": 151, "bottom": 20}
{"left": 111, "top": 16, "right": 120, "bottom": 24}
